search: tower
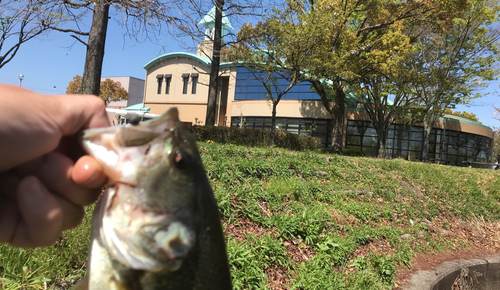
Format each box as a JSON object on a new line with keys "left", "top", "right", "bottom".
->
{"left": 197, "top": 6, "right": 233, "bottom": 59}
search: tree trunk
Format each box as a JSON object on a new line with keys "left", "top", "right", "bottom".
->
{"left": 330, "top": 81, "right": 345, "bottom": 154}
{"left": 376, "top": 127, "right": 388, "bottom": 158}
{"left": 311, "top": 79, "right": 345, "bottom": 155}
{"left": 422, "top": 117, "right": 433, "bottom": 162}
{"left": 270, "top": 101, "right": 277, "bottom": 147}
{"left": 81, "top": 1, "right": 109, "bottom": 96}
{"left": 205, "top": 0, "right": 224, "bottom": 126}
{"left": 396, "top": 124, "right": 404, "bottom": 158}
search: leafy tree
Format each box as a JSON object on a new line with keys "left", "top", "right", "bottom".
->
{"left": 233, "top": 4, "right": 318, "bottom": 146}
{"left": 405, "top": 0, "right": 500, "bottom": 161}
{"left": 493, "top": 127, "right": 500, "bottom": 164}
{"left": 66, "top": 75, "right": 128, "bottom": 106}
{"left": 260, "top": 0, "right": 437, "bottom": 154}
{"left": 356, "top": 72, "right": 416, "bottom": 158}
{"left": 444, "top": 108, "right": 482, "bottom": 124}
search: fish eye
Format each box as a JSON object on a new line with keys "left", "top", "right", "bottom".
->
{"left": 173, "top": 151, "right": 191, "bottom": 170}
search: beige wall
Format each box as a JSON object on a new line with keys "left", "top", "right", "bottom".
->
{"left": 144, "top": 56, "right": 237, "bottom": 126}
{"left": 230, "top": 100, "right": 331, "bottom": 119}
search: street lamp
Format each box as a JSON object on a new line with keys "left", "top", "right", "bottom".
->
{"left": 19, "top": 74, "right": 24, "bottom": 87}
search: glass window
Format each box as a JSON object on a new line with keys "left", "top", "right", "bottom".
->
{"left": 447, "top": 154, "right": 457, "bottom": 165}
{"left": 191, "top": 76, "right": 198, "bottom": 94}
{"left": 386, "top": 139, "right": 394, "bottom": 149}
{"left": 448, "top": 145, "right": 458, "bottom": 155}
{"left": 410, "top": 131, "right": 423, "bottom": 141}
{"left": 182, "top": 74, "right": 189, "bottom": 94}
{"left": 347, "top": 135, "right": 361, "bottom": 145}
{"left": 157, "top": 77, "right": 163, "bottom": 94}
{"left": 347, "top": 125, "right": 360, "bottom": 135}
{"left": 401, "top": 140, "right": 409, "bottom": 150}
{"left": 362, "top": 147, "right": 377, "bottom": 157}
{"left": 365, "top": 127, "right": 377, "bottom": 137}
{"left": 165, "top": 77, "right": 171, "bottom": 94}
{"left": 409, "top": 151, "right": 422, "bottom": 161}
{"left": 363, "top": 136, "right": 378, "bottom": 147}
{"left": 410, "top": 141, "right": 422, "bottom": 151}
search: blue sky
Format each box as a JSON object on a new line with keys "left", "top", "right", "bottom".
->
{"left": 0, "top": 10, "right": 498, "bottom": 129}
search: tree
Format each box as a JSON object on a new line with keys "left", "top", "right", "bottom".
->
{"left": 261, "top": 0, "right": 437, "bottom": 154}
{"left": 493, "top": 127, "right": 500, "bottom": 164}
{"left": 494, "top": 105, "right": 500, "bottom": 121}
{"left": 205, "top": 1, "right": 224, "bottom": 126}
{"left": 66, "top": 75, "right": 128, "bottom": 105}
{"left": 356, "top": 73, "right": 415, "bottom": 158}
{"left": 444, "top": 108, "right": 482, "bottom": 124}
{"left": 169, "top": 1, "right": 262, "bottom": 126}
{"left": 0, "top": 0, "right": 63, "bottom": 69}
{"left": 405, "top": 0, "right": 500, "bottom": 162}
{"left": 45, "top": 0, "right": 182, "bottom": 96}
{"left": 233, "top": 3, "right": 318, "bottom": 146}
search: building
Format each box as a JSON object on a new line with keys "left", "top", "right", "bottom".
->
{"left": 103, "top": 76, "right": 145, "bottom": 125}
{"left": 139, "top": 8, "right": 493, "bottom": 166}
{"left": 104, "top": 76, "right": 145, "bottom": 109}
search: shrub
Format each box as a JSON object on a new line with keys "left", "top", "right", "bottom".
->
{"left": 188, "top": 126, "right": 321, "bottom": 151}
{"left": 342, "top": 148, "right": 366, "bottom": 157}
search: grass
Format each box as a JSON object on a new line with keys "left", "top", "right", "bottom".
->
{"left": 1, "top": 142, "right": 500, "bottom": 289}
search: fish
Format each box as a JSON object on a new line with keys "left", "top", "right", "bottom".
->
{"left": 73, "top": 108, "right": 232, "bottom": 290}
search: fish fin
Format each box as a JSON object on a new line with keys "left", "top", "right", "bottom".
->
{"left": 70, "top": 275, "right": 89, "bottom": 290}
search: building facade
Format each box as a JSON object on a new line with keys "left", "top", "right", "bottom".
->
{"left": 140, "top": 9, "right": 493, "bottom": 166}
{"left": 105, "top": 76, "right": 145, "bottom": 109}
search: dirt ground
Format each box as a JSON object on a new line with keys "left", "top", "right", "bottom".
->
{"left": 393, "top": 217, "right": 500, "bottom": 290}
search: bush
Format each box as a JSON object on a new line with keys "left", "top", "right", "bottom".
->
{"left": 188, "top": 126, "right": 321, "bottom": 151}
{"left": 342, "top": 148, "right": 366, "bottom": 157}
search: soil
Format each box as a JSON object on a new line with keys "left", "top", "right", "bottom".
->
{"left": 393, "top": 217, "right": 500, "bottom": 290}
{"left": 224, "top": 215, "right": 500, "bottom": 290}
{"left": 393, "top": 247, "right": 497, "bottom": 289}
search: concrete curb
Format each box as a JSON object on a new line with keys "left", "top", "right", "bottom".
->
{"left": 403, "top": 255, "right": 500, "bottom": 290}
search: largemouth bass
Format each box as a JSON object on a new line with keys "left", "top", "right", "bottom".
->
{"left": 74, "top": 108, "right": 232, "bottom": 290}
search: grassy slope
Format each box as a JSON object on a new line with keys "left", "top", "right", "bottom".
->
{"left": 1, "top": 142, "right": 499, "bottom": 289}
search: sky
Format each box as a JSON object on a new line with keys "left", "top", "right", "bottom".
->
{"left": 0, "top": 9, "right": 499, "bottom": 129}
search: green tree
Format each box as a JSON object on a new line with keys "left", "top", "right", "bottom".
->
{"left": 493, "top": 127, "right": 500, "bottom": 164}
{"left": 66, "top": 75, "right": 128, "bottom": 106}
{"left": 233, "top": 6, "right": 318, "bottom": 146}
{"left": 355, "top": 71, "right": 416, "bottom": 158}
{"left": 405, "top": 0, "right": 500, "bottom": 162}
{"left": 261, "top": 0, "right": 437, "bottom": 154}
{"left": 444, "top": 108, "right": 482, "bottom": 124}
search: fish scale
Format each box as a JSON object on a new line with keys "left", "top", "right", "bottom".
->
{"left": 73, "top": 108, "right": 232, "bottom": 290}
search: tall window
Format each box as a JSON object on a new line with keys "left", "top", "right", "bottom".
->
{"left": 182, "top": 73, "right": 189, "bottom": 94}
{"left": 191, "top": 73, "right": 198, "bottom": 94}
{"left": 164, "top": 74, "right": 172, "bottom": 94}
{"left": 156, "top": 74, "right": 163, "bottom": 94}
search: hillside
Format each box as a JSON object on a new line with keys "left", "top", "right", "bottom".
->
{"left": 1, "top": 142, "right": 499, "bottom": 289}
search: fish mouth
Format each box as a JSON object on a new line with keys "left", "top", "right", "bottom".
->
{"left": 80, "top": 108, "right": 182, "bottom": 182}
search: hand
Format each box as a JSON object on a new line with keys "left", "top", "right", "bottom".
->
{"left": 0, "top": 84, "right": 109, "bottom": 248}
